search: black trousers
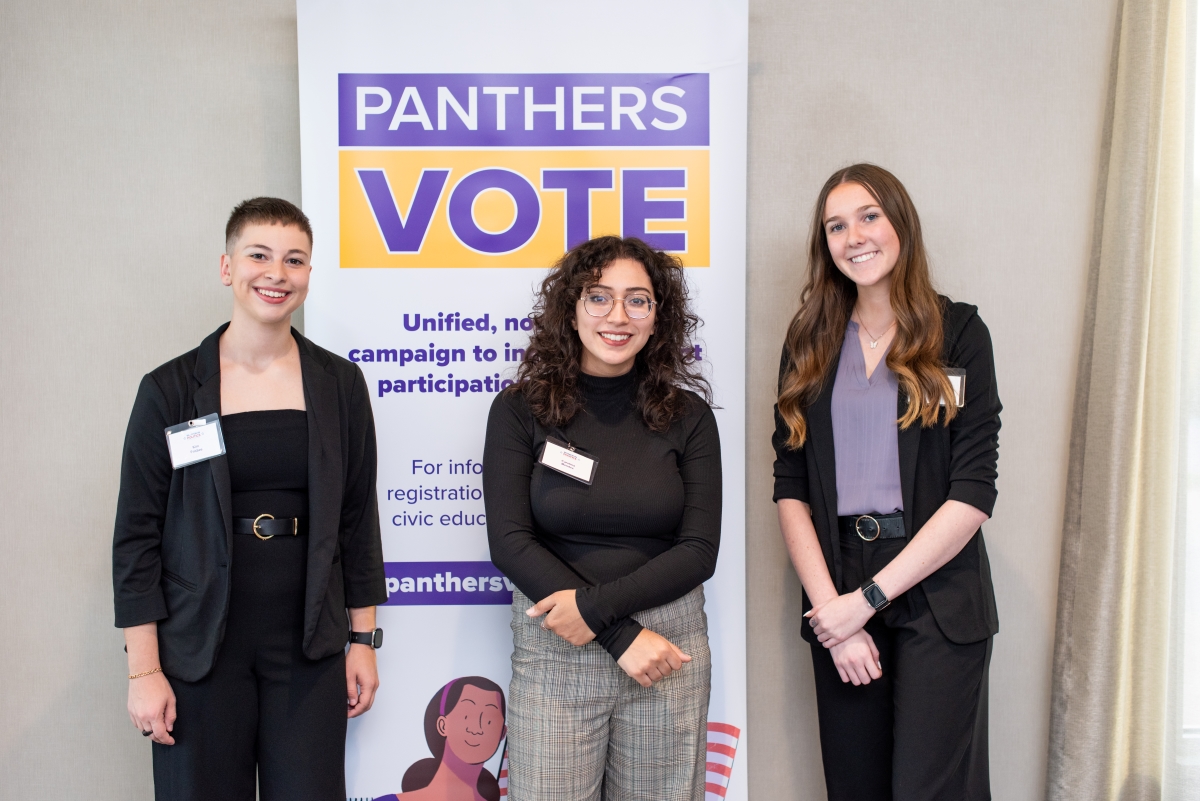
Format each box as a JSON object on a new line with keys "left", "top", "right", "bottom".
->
{"left": 810, "top": 533, "right": 992, "bottom": 801}
{"left": 153, "top": 532, "right": 347, "bottom": 801}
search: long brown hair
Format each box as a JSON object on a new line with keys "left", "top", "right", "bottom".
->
{"left": 512, "top": 236, "right": 711, "bottom": 431}
{"left": 777, "top": 164, "right": 956, "bottom": 448}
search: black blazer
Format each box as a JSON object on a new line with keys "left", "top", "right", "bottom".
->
{"left": 772, "top": 300, "right": 1002, "bottom": 645}
{"left": 112, "top": 324, "right": 386, "bottom": 681}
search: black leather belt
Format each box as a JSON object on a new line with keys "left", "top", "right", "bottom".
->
{"left": 838, "top": 512, "right": 906, "bottom": 542}
{"left": 233, "top": 515, "right": 308, "bottom": 540}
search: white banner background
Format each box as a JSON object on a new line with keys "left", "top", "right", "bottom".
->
{"left": 297, "top": 2, "right": 747, "bottom": 798}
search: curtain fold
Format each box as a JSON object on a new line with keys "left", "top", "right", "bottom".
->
{"left": 1046, "top": 0, "right": 1186, "bottom": 799}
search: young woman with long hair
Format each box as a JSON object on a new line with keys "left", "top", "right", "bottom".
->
{"left": 484, "top": 236, "right": 721, "bottom": 800}
{"left": 773, "top": 164, "right": 1002, "bottom": 799}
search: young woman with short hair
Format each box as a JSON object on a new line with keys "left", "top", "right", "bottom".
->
{"left": 113, "top": 197, "right": 386, "bottom": 800}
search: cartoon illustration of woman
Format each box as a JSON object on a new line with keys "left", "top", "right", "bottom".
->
{"left": 377, "top": 676, "right": 507, "bottom": 801}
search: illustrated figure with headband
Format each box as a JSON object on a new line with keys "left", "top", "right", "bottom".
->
{"left": 377, "top": 676, "right": 508, "bottom": 801}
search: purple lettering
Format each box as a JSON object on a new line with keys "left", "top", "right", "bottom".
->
{"left": 622, "top": 168, "right": 686, "bottom": 252}
{"left": 542, "top": 169, "right": 614, "bottom": 250}
{"left": 357, "top": 168, "right": 449, "bottom": 253}
{"left": 448, "top": 169, "right": 540, "bottom": 254}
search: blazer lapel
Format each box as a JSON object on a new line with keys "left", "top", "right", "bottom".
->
{"left": 806, "top": 357, "right": 842, "bottom": 586}
{"left": 298, "top": 332, "right": 344, "bottom": 642}
{"left": 193, "top": 326, "right": 233, "bottom": 555}
{"left": 897, "top": 390, "right": 920, "bottom": 539}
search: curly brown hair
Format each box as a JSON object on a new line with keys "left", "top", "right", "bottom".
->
{"left": 511, "top": 236, "right": 711, "bottom": 432}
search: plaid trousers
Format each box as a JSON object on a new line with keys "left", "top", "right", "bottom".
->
{"left": 507, "top": 586, "right": 711, "bottom": 801}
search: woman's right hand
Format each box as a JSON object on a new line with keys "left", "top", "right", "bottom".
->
{"left": 128, "top": 671, "right": 177, "bottom": 745}
{"left": 616, "top": 629, "right": 691, "bottom": 688}
{"left": 829, "top": 629, "right": 882, "bottom": 686}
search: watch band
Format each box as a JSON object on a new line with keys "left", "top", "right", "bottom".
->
{"left": 860, "top": 581, "right": 891, "bottom": 611}
{"left": 349, "top": 628, "right": 384, "bottom": 649}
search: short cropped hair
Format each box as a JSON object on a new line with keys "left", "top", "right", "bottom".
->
{"left": 224, "top": 197, "right": 313, "bottom": 253}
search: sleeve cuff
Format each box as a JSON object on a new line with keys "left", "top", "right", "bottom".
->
{"left": 344, "top": 578, "right": 388, "bottom": 609}
{"left": 772, "top": 477, "right": 810, "bottom": 504}
{"left": 114, "top": 591, "right": 168, "bottom": 629}
{"left": 593, "top": 617, "right": 644, "bottom": 660}
{"left": 947, "top": 479, "right": 997, "bottom": 518}
{"left": 575, "top": 587, "right": 612, "bottom": 636}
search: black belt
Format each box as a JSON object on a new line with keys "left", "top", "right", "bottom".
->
{"left": 233, "top": 515, "right": 308, "bottom": 540}
{"left": 838, "top": 512, "right": 906, "bottom": 542}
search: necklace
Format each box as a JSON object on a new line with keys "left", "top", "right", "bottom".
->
{"left": 855, "top": 314, "right": 896, "bottom": 349}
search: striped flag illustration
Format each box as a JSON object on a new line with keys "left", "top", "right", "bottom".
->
{"left": 498, "top": 747, "right": 510, "bottom": 797}
{"left": 705, "top": 722, "right": 742, "bottom": 800}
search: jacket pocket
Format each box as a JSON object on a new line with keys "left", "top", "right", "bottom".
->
{"left": 162, "top": 569, "right": 197, "bottom": 592}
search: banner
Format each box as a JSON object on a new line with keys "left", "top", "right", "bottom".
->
{"left": 297, "top": 3, "right": 747, "bottom": 798}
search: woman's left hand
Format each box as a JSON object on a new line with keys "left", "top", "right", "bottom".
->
{"left": 527, "top": 590, "right": 596, "bottom": 646}
{"left": 346, "top": 644, "right": 380, "bottom": 718}
{"left": 806, "top": 590, "right": 876, "bottom": 648}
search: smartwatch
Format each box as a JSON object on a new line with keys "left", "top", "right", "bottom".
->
{"left": 349, "top": 628, "right": 384, "bottom": 649}
{"left": 860, "top": 581, "right": 891, "bottom": 611}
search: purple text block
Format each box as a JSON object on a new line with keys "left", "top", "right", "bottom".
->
{"left": 383, "top": 561, "right": 514, "bottom": 606}
{"left": 339, "top": 73, "right": 709, "bottom": 147}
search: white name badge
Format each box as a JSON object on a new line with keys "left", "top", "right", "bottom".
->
{"left": 942, "top": 368, "right": 966, "bottom": 408}
{"left": 538, "top": 436, "right": 598, "bottom": 485}
{"left": 164, "top": 414, "right": 227, "bottom": 469}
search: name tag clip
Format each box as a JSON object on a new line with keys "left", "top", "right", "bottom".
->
{"left": 942, "top": 368, "right": 966, "bottom": 408}
{"left": 538, "top": 435, "right": 598, "bottom": 485}
{"left": 164, "top": 413, "right": 226, "bottom": 470}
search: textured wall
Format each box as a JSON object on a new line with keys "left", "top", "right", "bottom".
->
{"left": 0, "top": 1, "right": 301, "bottom": 796}
{"left": 0, "top": 1, "right": 1115, "bottom": 797}
{"left": 744, "top": 2, "right": 1117, "bottom": 798}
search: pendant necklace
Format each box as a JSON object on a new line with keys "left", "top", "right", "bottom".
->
{"left": 856, "top": 314, "right": 896, "bottom": 349}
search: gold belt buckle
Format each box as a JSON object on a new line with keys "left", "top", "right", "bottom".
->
{"left": 253, "top": 513, "right": 275, "bottom": 541}
{"left": 855, "top": 514, "right": 881, "bottom": 542}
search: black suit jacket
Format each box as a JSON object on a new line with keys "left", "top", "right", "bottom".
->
{"left": 112, "top": 324, "right": 386, "bottom": 681}
{"left": 772, "top": 300, "right": 1002, "bottom": 645}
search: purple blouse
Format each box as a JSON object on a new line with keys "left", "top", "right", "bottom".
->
{"left": 831, "top": 321, "right": 903, "bottom": 516}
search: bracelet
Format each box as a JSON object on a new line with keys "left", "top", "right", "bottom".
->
{"left": 128, "top": 667, "right": 163, "bottom": 680}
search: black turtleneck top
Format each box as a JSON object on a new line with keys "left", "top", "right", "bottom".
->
{"left": 483, "top": 370, "right": 722, "bottom": 659}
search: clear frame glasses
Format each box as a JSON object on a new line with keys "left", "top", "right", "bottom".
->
{"left": 581, "top": 291, "right": 656, "bottom": 319}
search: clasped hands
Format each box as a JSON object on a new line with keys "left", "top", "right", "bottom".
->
{"left": 527, "top": 590, "right": 691, "bottom": 688}
{"left": 806, "top": 590, "right": 883, "bottom": 687}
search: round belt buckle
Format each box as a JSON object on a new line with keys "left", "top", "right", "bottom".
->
{"left": 855, "top": 514, "right": 881, "bottom": 542}
{"left": 253, "top": 513, "right": 275, "bottom": 541}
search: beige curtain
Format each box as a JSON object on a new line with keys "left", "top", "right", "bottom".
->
{"left": 1046, "top": 0, "right": 1188, "bottom": 799}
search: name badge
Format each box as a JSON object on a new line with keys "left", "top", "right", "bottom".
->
{"left": 164, "top": 414, "right": 226, "bottom": 469}
{"left": 942, "top": 368, "right": 966, "bottom": 408}
{"left": 538, "top": 436, "right": 597, "bottom": 485}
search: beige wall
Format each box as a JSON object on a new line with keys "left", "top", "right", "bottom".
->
{"left": 745, "top": 3, "right": 1117, "bottom": 799}
{"left": 0, "top": 1, "right": 301, "bottom": 795}
{"left": 0, "top": 1, "right": 1114, "bottom": 797}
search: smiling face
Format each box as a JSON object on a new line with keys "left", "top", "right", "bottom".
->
{"left": 219, "top": 222, "right": 312, "bottom": 327}
{"left": 822, "top": 181, "right": 901, "bottom": 292}
{"left": 436, "top": 684, "right": 506, "bottom": 766}
{"left": 572, "top": 257, "right": 657, "bottom": 377}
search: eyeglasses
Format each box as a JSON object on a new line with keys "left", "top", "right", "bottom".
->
{"left": 581, "top": 291, "right": 656, "bottom": 319}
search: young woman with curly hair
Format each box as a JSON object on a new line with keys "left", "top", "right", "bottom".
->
{"left": 484, "top": 235, "right": 721, "bottom": 801}
{"left": 772, "top": 164, "right": 1001, "bottom": 799}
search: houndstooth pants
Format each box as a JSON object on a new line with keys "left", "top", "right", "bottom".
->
{"left": 507, "top": 586, "right": 711, "bottom": 801}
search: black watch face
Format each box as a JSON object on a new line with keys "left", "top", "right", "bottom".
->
{"left": 863, "top": 583, "right": 887, "bottom": 610}
{"left": 372, "top": 627, "right": 383, "bottom": 649}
